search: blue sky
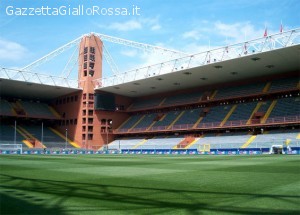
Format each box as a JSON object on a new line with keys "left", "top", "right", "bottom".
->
{"left": 0, "top": 0, "right": 299, "bottom": 79}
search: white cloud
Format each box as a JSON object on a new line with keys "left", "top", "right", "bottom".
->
{"left": 0, "top": 38, "right": 27, "bottom": 62}
{"left": 142, "top": 16, "right": 162, "bottom": 31}
{"left": 213, "top": 21, "right": 267, "bottom": 43}
{"left": 98, "top": 16, "right": 162, "bottom": 32}
{"left": 120, "top": 49, "right": 138, "bottom": 57}
{"left": 181, "top": 21, "right": 273, "bottom": 50}
{"left": 182, "top": 30, "right": 202, "bottom": 40}
{"left": 151, "top": 24, "right": 161, "bottom": 31}
{"left": 109, "top": 20, "right": 142, "bottom": 31}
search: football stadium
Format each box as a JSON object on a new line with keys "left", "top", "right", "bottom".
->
{"left": 1, "top": 1, "right": 300, "bottom": 214}
{"left": 0, "top": 28, "right": 299, "bottom": 214}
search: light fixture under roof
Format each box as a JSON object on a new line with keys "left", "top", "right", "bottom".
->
{"left": 114, "top": 86, "right": 120, "bottom": 89}
{"left": 156, "top": 78, "right": 163, "bottom": 81}
{"left": 150, "top": 87, "right": 156, "bottom": 89}
{"left": 173, "top": 82, "right": 180, "bottom": 86}
{"left": 231, "top": 72, "right": 238, "bottom": 75}
{"left": 266, "top": 65, "right": 274, "bottom": 68}
{"left": 214, "top": 65, "right": 223, "bottom": 69}
{"left": 251, "top": 57, "right": 260, "bottom": 61}
{"left": 183, "top": 71, "right": 192, "bottom": 75}
{"left": 200, "top": 77, "right": 207, "bottom": 80}
{"left": 130, "top": 90, "right": 137, "bottom": 93}
{"left": 133, "top": 82, "right": 140, "bottom": 85}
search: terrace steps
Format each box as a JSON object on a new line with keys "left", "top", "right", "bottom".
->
{"left": 129, "top": 115, "right": 146, "bottom": 131}
{"left": 127, "top": 103, "right": 134, "bottom": 111}
{"left": 11, "top": 101, "right": 26, "bottom": 116}
{"left": 247, "top": 102, "right": 263, "bottom": 125}
{"left": 132, "top": 139, "right": 148, "bottom": 149}
{"left": 168, "top": 111, "right": 185, "bottom": 129}
{"left": 261, "top": 100, "right": 277, "bottom": 123}
{"left": 185, "top": 137, "right": 201, "bottom": 149}
{"left": 22, "top": 140, "right": 34, "bottom": 148}
{"left": 48, "top": 106, "right": 61, "bottom": 119}
{"left": 285, "top": 139, "right": 291, "bottom": 146}
{"left": 148, "top": 114, "right": 167, "bottom": 130}
{"left": 210, "top": 90, "right": 218, "bottom": 99}
{"left": 117, "top": 117, "right": 132, "bottom": 130}
{"left": 18, "top": 126, "right": 45, "bottom": 148}
{"left": 241, "top": 135, "right": 257, "bottom": 148}
{"left": 220, "top": 105, "right": 237, "bottom": 126}
{"left": 193, "top": 117, "right": 203, "bottom": 129}
{"left": 49, "top": 128, "right": 80, "bottom": 148}
{"left": 174, "top": 136, "right": 194, "bottom": 149}
{"left": 13, "top": 126, "right": 33, "bottom": 148}
{"left": 159, "top": 98, "right": 166, "bottom": 106}
{"left": 263, "top": 82, "right": 272, "bottom": 93}
{"left": 147, "top": 120, "right": 157, "bottom": 131}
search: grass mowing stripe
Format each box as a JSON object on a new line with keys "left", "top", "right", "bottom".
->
{"left": 0, "top": 155, "right": 299, "bottom": 215}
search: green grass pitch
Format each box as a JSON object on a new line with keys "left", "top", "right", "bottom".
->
{"left": 0, "top": 155, "right": 299, "bottom": 215}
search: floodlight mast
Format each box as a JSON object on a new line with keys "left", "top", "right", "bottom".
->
{"left": 102, "top": 44, "right": 120, "bottom": 75}
{"left": 21, "top": 35, "right": 84, "bottom": 72}
{"left": 94, "top": 32, "right": 189, "bottom": 58}
{"left": 20, "top": 32, "right": 190, "bottom": 77}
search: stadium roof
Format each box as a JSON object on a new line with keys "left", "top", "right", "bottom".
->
{"left": 96, "top": 28, "right": 300, "bottom": 97}
{"left": 96, "top": 43, "right": 300, "bottom": 97}
{"left": 0, "top": 78, "right": 81, "bottom": 101}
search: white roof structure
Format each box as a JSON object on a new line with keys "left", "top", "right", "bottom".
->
{"left": 95, "top": 28, "right": 300, "bottom": 97}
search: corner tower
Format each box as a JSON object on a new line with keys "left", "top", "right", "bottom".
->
{"left": 77, "top": 34, "right": 103, "bottom": 149}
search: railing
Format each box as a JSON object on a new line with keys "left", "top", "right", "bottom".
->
{"left": 114, "top": 115, "right": 300, "bottom": 134}
{"left": 95, "top": 28, "right": 300, "bottom": 88}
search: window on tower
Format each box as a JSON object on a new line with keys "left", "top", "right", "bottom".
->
{"left": 90, "top": 54, "right": 95, "bottom": 62}
{"left": 90, "top": 47, "right": 95, "bottom": 54}
{"left": 84, "top": 47, "right": 88, "bottom": 54}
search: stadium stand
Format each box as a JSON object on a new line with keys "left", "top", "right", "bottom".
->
{"left": 198, "top": 105, "right": 233, "bottom": 127}
{"left": 110, "top": 130, "right": 299, "bottom": 151}
{"left": 18, "top": 101, "right": 60, "bottom": 119}
{"left": 129, "top": 98, "right": 163, "bottom": 110}
{"left": 213, "top": 82, "right": 266, "bottom": 99}
{"left": 131, "top": 113, "right": 157, "bottom": 131}
{"left": 137, "top": 137, "right": 184, "bottom": 149}
{"left": 0, "top": 124, "right": 27, "bottom": 147}
{"left": 225, "top": 102, "right": 258, "bottom": 126}
{"left": 0, "top": 100, "right": 15, "bottom": 116}
{"left": 108, "top": 138, "right": 145, "bottom": 150}
{"left": 268, "top": 97, "right": 300, "bottom": 118}
{"left": 161, "top": 91, "right": 203, "bottom": 106}
{"left": 249, "top": 130, "right": 299, "bottom": 148}
{"left": 173, "top": 108, "right": 203, "bottom": 127}
{"left": 151, "top": 111, "right": 181, "bottom": 129}
{"left": 112, "top": 90, "right": 299, "bottom": 150}
{"left": 21, "top": 125, "right": 74, "bottom": 149}
{"left": 190, "top": 133, "right": 251, "bottom": 149}
{"left": 118, "top": 114, "right": 142, "bottom": 131}
{"left": 269, "top": 77, "right": 299, "bottom": 92}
